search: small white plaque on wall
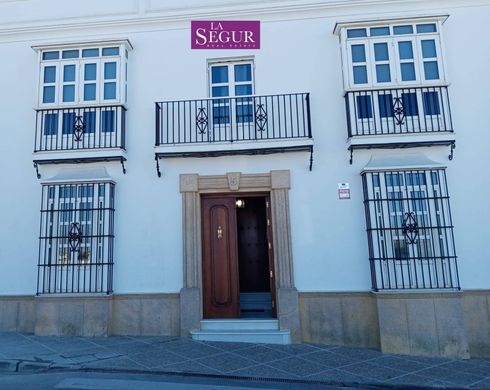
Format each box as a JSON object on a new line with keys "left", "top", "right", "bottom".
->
{"left": 338, "top": 183, "right": 350, "bottom": 200}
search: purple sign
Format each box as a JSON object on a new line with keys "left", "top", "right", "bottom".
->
{"left": 191, "top": 21, "right": 260, "bottom": 49}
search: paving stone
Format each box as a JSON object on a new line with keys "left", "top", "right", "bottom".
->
{"left": 158, "top": 360, "right": 221, "bottom": 375}
{"left": 194, "top": 352, "right": 256, "bottom": 373}
{"left": 341, "top": 361, "right": 406, "bottom": 382}
{"left": 386, "top": 373, "right": 440, "bottom": 386}
{"left": 264, "top": 343, "right": 321, "bottom": 356}
{"left": 200, "top": 341, "right": 257, "bottom": 352}
{"left": 267, "top": 356, "right": 326, "bottom": 377}
{"left": 58, "top": 347, "right": 106, "bottom": 358}
{"left": 18, "top": 361, "right": 52, "bottom": 372}
{"left": 87, "top": 336, "right": 135, "bottom": 346}
{"left": 300, "top": 350, "right": 353, "bottom": 368}
{"left": 306, "top": 368, "right": 376, "bottom": 384}
{"left": 231, "top": 345, "right": 290, "bottom": 363}
{"left": 69, "top": 355, "right": 100, "bottom": 364}
{"left": 330, "top": 346, "right": 383, "bottom": 361}
{"left": 129, "top": 349, "right": 188, "bottom": 369}
{"left": 161, "top": 340, "right": 223, "bottom": 359}
{"left": 230, "top": 363, "right": 299, "bottom": 379}
{"left": 440, "top": 360, "right": 490, "bottom": 377}
{"left": 81, "top": 357, "right": 147, "bottom": 370}
{"left": 369, "top": 355, "right": 431, "bottom": 372}
{"left": 0, "top": 360, "right": 19, "bottom": 372}
{"left": 471, "top": 378, "right": 490, "bottom": 388}
{"left": 94, "top": 351, "right": 121, "bottom": 359}
{"left": 417, "top": 366, "right": 484, "bottom": 387}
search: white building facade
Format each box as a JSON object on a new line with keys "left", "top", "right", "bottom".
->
{"left": 0, "top": 0, "right": 489, "bottom": 358}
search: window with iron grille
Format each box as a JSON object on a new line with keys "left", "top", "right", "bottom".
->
{"left": 37, "top": 182, "right": 115, "bottom": 295}
{"left": 362, "top": 168, "right": 459, "bottom": 291}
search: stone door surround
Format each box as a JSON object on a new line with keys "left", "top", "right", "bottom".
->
{"left": 179, "top": 170, "right": 300, "bottom": 341}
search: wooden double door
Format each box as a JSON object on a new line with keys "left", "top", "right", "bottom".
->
{"left": 201, "top": 194, "right": 276, "bottom": 319}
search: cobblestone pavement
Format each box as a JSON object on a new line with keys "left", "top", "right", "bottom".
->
{"left": 1, "top": 333, "right": 490, "bottom": 389}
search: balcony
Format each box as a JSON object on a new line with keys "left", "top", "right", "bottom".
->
{"left": 345, "top": 86, "right": 455, "bottom": 163}
{"left": 33, "top": 105, "right": 127, "bottom": 176}
{"left": 154, "top": 93, "right": 313, "bottom": 175}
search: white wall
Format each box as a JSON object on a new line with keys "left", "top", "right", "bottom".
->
{"left": 0, "top": 0, "right": 488, "bottom": 295}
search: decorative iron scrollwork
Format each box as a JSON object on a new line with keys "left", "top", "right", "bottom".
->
{"left": 255, "top": 104, "right": 267, "bottom": 131}
{"left": 73, "top": 115, "right": 85, "bottom": 141}
{"left": 393, "top": 97, "right": 405, "bottom": 126}
{"left": 68, "top": 222, "right": 83, "bottom": 252}
{"left": 402, "top": 212, "right": 418, "bottom": 244}
{"left": 196, "top": 107, "right": 208, "bottom": 134}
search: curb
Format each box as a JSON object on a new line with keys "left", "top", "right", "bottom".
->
{"left": 0, "top": 359, "right": 464, "bottom": 390}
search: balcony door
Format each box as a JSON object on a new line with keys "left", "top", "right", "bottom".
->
{"left": 208, "top": 60, "right": 254, "bottom": 142}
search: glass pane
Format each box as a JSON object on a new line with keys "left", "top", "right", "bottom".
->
{"left": 44, "top": 66, "right": 56, "bottom": 83}
{"left": 63, "top": 65, "right": 76, "bottom": 82}
{"left": 401, "top": 93, "right": 418, "bottom": 116}
{"left": 401, "top": 63, "right": 416, "bottom": 81}
{"left": 84, "top": 63, "right": 97, "bottom": 81}
{"left": 102, "top": 47, "right": 119, "bottom": 56}
{"left": 84, "top": 84, "right": 96, "bottom": 101}
{"left": 351, "top": 44, "right": 366, "bottom": 62}
{"left": 431, "top": 172, "right": 439, "bottom": 185}
{"left": 376, "top": 64, "right": 391, "bottom": 83}
{"left": 378, "top": 94, "right": 394, "bottom": 118}
{"left": 62, "top": 50, "right": 79, "bottom": 59}
{"left": 212, "top": 86, "right": 229, "bottom": 97}
{"left": 43, "top": 113, "right": 58, "bottom": 135}
{"left": 101, "top": 110, "right": 115, "bottom": 132}
{"left": 42, "top": 51, "right": 59, "bottom": 60}
{"left": 394, "top": 25, "right": 413, "bottom": 35}
{"left": 398, "top": 41, "right": 413, "bottom": 60}
{"left": 353, "top": 66, "right": 368, "bottom": 84}
{"left": 374, "top": 43, "right": 389, "bottom": 61}
{"left": 43, "top": 86, "right": 55, "bottom": 103}
{"left": 211, "top": 66, "right": 228, "bottom": 83}
{"left": 63, "top": 85, "right": 75, "bottom": 102}
{"left": 370, "top": 27, "right": 390, "bottom": 36}
{"left": 347, "top": 28, "right": 367, "bottom": 38}
{"left": 213, "top": 106, "right": 230, "bottom": 125}
{"left": 386, "top": 173, "right": 404, "bottom": 186}
{"left": 424, "top": 61, "right": 439, "bottom": 80}
{"left": 416, "top": 23, "right": 437, "bottom": 33}
{"left": 423, "top": 92, "right": 440, "bottom": 115}
{"left": 62, "top": 112, "right": 75, "bottom": 134}
{"left": 234, "top": 64, "right": 252, "bottom": 82}
{"left": 235, "top": 84, "right": 252, "bottom": 96}
{"left": 421, "top": 40, "right": 437, "bottom": 58}
{"left": 236, "top": 104, "right": 253, "bottom": 123}
{"left": 104, "top": 82, "right": 116, "bottom": 99}
{"left": 104, "top": 62, "right": 117, "bottom": 79}
{"left": 356, "top": 95, "right": 372, "bottom": 119}
{"left": 82, "top": 48, "right": 99, "bottom": 57}
{"left": 83, "top": 111, "right": 96, "bottom": 133}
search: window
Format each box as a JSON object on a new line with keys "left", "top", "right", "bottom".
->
{"left": 343, "top": 21, "right": 444, "bottom": 88}
{"left": 38, "top": 43, "right": 129, "bottom": 107}
{"left": 339, "top": 19, "right": 453, "bottom": 135}
{"left": 209, "top": 60, "right": 254, "bottom": 125}
{"left": 37, "top": 182, "right": 115, "bottom": 294}
{"left": 362, "top": 169, "right": 459, "bottom": 290}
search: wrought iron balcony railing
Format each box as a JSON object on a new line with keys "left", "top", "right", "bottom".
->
{"left": 155, "top": 93, "right": 312, "bottom": 146}
{"left": 34, "top": 105, "right": 126, "bottom": 152}
{"left": 345, "top": 86, "right": 453, "bottom": 137}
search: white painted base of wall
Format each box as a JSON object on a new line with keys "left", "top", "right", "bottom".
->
{"left": 191, "top": 319, "right": 291, "bottom": 344}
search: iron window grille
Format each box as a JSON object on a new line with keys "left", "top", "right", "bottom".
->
{"left": 362, "top": 169, "right": 459, "bottom": 291}
{"left": 37, "top": 182, "right": 115, "bottom": 295}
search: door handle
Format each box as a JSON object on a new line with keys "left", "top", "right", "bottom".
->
{"left": 217, "top": 225, "right": 223, "bottom": 239}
